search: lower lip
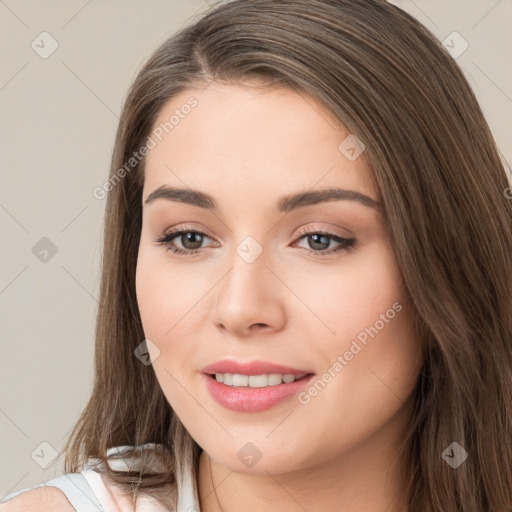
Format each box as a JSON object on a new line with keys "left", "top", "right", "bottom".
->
{"left": 202, "top": 373, "right": 315, "bottom": 412}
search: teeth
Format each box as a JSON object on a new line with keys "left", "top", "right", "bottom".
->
{"left": 213, "top": 373, "right": 306, "bottom": 387}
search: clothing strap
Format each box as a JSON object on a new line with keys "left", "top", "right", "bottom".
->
{"left": 0, "top": 473, "right": 104, "bottom": 512}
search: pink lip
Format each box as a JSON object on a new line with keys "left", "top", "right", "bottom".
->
{"left": 202, "top": 373, "right": 315, "bottom": 412}
{"left": 201, "top": 359, "right": 315, "bottom": 413}
{"left": 201, "top": 359, "right": 314, "bottom": 376}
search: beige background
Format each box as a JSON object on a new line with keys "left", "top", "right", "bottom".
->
{"left": 1, "top": 0, "right": 511, "bottom": 498}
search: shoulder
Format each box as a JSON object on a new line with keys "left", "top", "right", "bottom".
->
{"left": 0, "top": 486, "right": 75, "bottom": 511}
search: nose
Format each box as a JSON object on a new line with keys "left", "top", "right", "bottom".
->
{"left": 212, "top": 245, "right": 287, "bottom": 338}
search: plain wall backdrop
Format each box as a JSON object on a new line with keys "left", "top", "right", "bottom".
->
{"left": 1, "top": 0, "right": 511, "bottom": 498}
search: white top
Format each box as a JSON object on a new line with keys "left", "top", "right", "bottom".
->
{"left": 0, "top": 444, "right": 199, "bottom": 512}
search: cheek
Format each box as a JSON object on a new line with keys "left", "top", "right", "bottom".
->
{"left": 298, "top": 242, "right": 421, "bottom": 399}
{"left": 135, "top": 246, "right": 204, "bottom": 341}
{"left": 135, "top": 251, "right": 202, "bottom": 406}
{"left": 136, "top": 257, "right": 170, "bottom": 340}
{"left": 290, "top": 241, "right": 405, "bottom": 344}
{"left": 292, "top": 253, "right": 421, "bottom": 459}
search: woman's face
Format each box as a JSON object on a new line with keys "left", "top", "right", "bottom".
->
{"left": 135, "top": 81, "right": 424, "bottom": 474}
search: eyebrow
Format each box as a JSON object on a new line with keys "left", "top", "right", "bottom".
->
{"left": 143, "top": 185, "right": 382, "bottom": 212}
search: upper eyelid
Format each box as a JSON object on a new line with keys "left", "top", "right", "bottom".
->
{"left": 161, "top": 224, "right": 348, "bottom": 236}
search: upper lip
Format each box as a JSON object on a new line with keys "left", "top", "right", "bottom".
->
{"left": 201, "top": 359, "right": 315, "bottom": 376}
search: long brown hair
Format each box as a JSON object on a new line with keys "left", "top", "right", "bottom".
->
{"left": 62, "top": 0, "right": 512, "bottom": 510}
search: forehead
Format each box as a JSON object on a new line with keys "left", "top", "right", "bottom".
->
{"left": 143, "top": 81, "right": 378, "bottom": 206}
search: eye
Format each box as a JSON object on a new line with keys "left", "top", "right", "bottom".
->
{"left": 293, "top": 227, "right": 356, "bottom": 257}
{"left": 154, "top": 225, "right": 356, "bottom": 257}
{"left": 153, "top": 224, "right": 215, "bottom": 256}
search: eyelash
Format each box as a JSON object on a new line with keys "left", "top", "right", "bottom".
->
{"left": 153, "top": 224, "right": 356, "bottom": 258}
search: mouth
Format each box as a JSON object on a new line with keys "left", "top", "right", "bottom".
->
{"left": 201, "top": 359, "right": 315, "bottom": 381}
{"left": 202, "top": 371, "right": 316, "bottom": 413}
{"left": 204, "top": 372, "right": 315, "bottom": 388}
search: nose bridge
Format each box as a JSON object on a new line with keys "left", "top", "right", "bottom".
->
{"left": 220, "top": 235, "right": 269, "bottom": 304}
{"left": 213, "top": 233, "right": 286, "bottom": 334}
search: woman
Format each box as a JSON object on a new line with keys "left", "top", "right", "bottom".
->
{"left": 2, "top": 0, "right": 511, "bottom": 510}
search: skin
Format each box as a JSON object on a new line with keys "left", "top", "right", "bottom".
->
{"left": 135, "top": 81, "right": 424, "bottom": 512}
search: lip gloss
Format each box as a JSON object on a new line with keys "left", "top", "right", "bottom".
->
{"left": 202, "top": 373, "right": 315, "bottom": 412}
